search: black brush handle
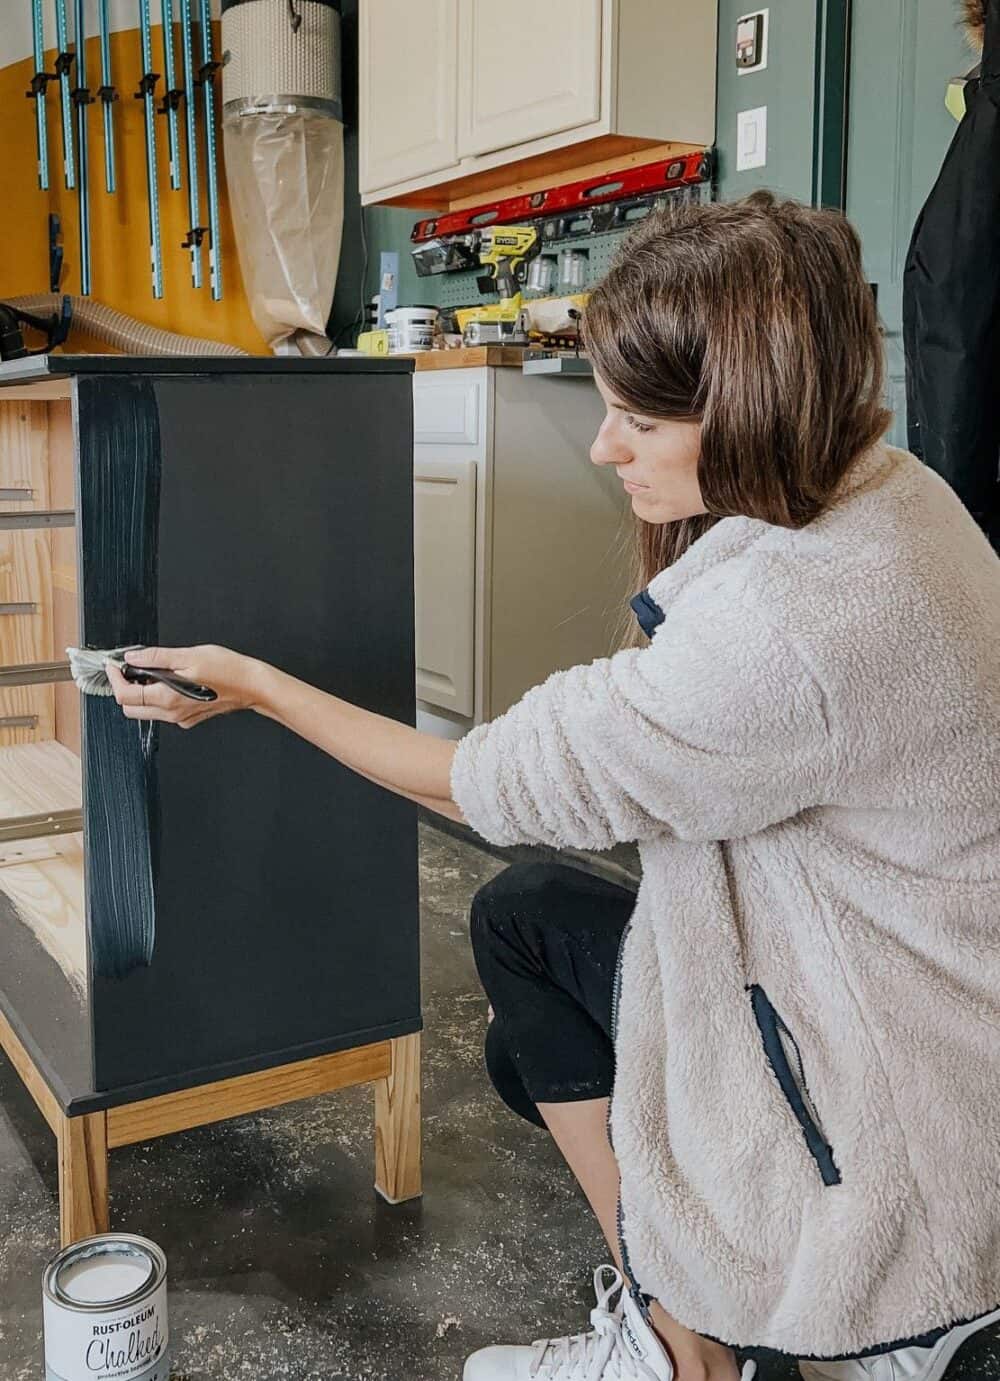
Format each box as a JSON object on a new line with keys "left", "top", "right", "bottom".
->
{"left": 122, "top": 663, "right": 218, "bottom": 702}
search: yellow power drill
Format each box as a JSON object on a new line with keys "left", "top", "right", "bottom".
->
{"left": 477, "top": 225, "right": 540, "bottom": 305}
{"left": 458, "top": 224, "right": 540, "bottom": 345}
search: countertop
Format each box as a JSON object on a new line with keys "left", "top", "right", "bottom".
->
{"left": 405, "top": 347, "right": 529, "bottom": 371}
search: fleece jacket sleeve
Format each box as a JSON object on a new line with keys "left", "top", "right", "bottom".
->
{"left": 450, "top": 601, "right": 834, "bottom": 851}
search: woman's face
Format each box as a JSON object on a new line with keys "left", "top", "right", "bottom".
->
{"left": 591, "top": 373, "right": 706, "bottom": 524}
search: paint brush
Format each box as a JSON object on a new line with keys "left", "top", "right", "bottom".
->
{"left": 67, "top": 646, "right": 218, "bottom": 702}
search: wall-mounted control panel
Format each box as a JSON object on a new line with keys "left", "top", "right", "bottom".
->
{"left": 737, "top": 10, "right": 769, "bottom": 73}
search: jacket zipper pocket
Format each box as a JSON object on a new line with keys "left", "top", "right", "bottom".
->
{"left": 616, "top": 1191, "right": 649, "bottom": 1314}
{"left": 748, "top": 985, "right": 842, "bottom": 1187}
{"left": 606, "top": 914, "right": 634, "bottom": 1153}
{"left": 609, "top": 917, "right": 647, "bottom": 1308}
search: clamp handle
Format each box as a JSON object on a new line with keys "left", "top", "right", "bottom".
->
{"left": 158, "top": 87, "right": 184, "bottom": 115}
{"left": 26, "top": 69, "right": 55, "bottom": 98}
{"left": 134, "top": 71, "right": 160, "bottom": 99}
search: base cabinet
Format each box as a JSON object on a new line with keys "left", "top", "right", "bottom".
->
{"left": 413, "top": 366, "right": 630, "bottom": 736}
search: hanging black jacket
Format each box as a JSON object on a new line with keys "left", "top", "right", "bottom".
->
{"left": 903, "top": 0, "right": 1000, "bottom": 551}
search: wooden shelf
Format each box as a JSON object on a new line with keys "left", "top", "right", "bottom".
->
{"left": 0, "top": 739, "right": 80, "bottom": 816}
{"left": 0, "top": 741, "right": 85, "bottom": 993}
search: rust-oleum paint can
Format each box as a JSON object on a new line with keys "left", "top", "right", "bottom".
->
{"left": 42, "top": 1234, "right": 169, "bottom": 1381}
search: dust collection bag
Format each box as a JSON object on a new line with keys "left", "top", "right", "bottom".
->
{"left": 222, "top": 0, "right": 344, "bottom": 353}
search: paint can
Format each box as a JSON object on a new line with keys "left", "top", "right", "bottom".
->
{"left": 386, "top": 306, "right": 438, "bottom": 353}
{"left": 43, "top": 1234, "right": 169, "bottom": 1381}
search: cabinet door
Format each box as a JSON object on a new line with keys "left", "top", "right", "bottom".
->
{"left": 458, "top": 0, "right": 603, "bottom": 157}
{"left": 414, "top": 459, "right": 476, "bottom": 719}
{"left": 359, "top": 0, "right": 460, "bottom": 193}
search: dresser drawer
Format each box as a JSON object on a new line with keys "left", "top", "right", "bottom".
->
{"left": 413, "top": 369, "right": 488, "bottom": 458}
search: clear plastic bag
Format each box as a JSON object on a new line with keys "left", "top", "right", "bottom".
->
{"left": 224, "top": 107, "right": 344, "bottom": 351}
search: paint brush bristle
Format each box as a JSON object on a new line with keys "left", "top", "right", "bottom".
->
{"left": 66, "top": 646, "right": 132, "bottom": 697}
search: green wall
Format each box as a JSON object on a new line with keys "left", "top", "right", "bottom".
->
{"left": 715, "top": 1, "right": 819, "bottom": 201}
{"left": 846, "top": 0, "right": 970, "bottom": 442}
{"left": 364, "top": 205, "right": 428, "bottom": 308}
{"left": 329, "top": 0, "right": 424, "bottom": 339}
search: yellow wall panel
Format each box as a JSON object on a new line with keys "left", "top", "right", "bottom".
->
{"left": 2, "top": 26, "right": 267, "bottom": 355}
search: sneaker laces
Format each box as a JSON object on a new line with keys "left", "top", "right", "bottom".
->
{"left": 528, "top": 1266, "right": 657, "bottom": 1381}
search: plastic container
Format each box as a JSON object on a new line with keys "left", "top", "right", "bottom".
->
{"left": 386, "top": 306, "right": 439, "bottom": 353}
{"left": 557, "top": 250, "right": 588, "bottom": 296}
{"left": 525, "top": 256, "right": 557, "bottom": 299}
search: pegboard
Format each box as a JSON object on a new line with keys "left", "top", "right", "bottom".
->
{"left": 428, "top": 229, "right": 624, "bottom": 311}
{"left": 419, "top": 182, "right": 713, "bottom": 314}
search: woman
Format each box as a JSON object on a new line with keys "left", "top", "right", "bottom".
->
{"left": 111, "top": 194, "right": 1000, "bottom": 1381}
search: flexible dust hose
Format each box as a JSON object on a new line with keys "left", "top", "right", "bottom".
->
{"left": 5, "top": 295, "right": 247, "bottom": 356}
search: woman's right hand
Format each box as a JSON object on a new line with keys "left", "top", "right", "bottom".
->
{"left": 107, "top": 644, "right": 268, "bottom": 729}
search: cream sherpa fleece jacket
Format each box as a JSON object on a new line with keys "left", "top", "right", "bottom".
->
{"left": 451, "top": 444, "right": 1000, "bottom": 1357}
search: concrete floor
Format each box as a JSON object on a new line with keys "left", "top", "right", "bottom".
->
{"left": 1, "top": 824, "right": 998, "bottom": 1380}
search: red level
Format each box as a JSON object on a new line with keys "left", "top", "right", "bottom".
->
{"left": 410, "top": 151, "right": 712, "bottom": 243}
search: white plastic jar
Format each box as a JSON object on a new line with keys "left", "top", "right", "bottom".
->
{"left": 386, "top": 306, "right": 439, "bottom": 353}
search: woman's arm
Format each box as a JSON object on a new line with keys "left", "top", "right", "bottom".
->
{"left": 254, "top": 662, "right": 462, "bottom": 820}
{"left": 107, "top": 647, "right": 464, "bottom": 822}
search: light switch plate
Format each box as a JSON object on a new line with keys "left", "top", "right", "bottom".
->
{"left": 736, "top": 106, "right": 767, "bottom": 171}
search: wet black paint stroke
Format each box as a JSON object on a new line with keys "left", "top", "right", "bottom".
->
{"left": 82, "top": 697, "right": 157, "bottom": 977}
{"left": 77, "top": 377, "right": 161, "bottom": 980}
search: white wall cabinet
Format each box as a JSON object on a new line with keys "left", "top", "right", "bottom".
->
{"left": 359, "top": 0, "right": 460, "bottom": 195}
{"left": 457, "top": 0, "right": 603, "bottom": 158}
{"left": 412, "top": 367, "right": 630, "bottom": 738}
{"left": 360, "top": 0, "right": 718, "bottom": 207}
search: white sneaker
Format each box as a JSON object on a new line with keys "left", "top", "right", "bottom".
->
{"left": 462, "top": 1265, "right": 758, "bottom": 1381}
{"left": 798, "top": 1306, "right": 1000, "bottom": 1381}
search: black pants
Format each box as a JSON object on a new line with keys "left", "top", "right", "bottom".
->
{"left": 470, "top": 862, "right": 635, "bottom": 1129}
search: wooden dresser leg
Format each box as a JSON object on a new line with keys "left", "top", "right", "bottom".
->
{"left": 58, "top": 1111, "right": 109, "bottom": 1246}
{"left": 374, "top": 1032, "right": 422, "bottom": 1204}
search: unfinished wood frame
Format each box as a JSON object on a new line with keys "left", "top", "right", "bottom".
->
{"left": 0, "top": 1006, "right": 422, "bottom": 1246}
{"left": 374, "top": 1031, "right": 422, "bottom": 1204}
{"left": 0, "top": 397, "right": 85, "bottom": 994}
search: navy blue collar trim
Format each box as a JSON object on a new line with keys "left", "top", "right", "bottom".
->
{"left": 630, "top": 589, "right": 665, "bottom": 640}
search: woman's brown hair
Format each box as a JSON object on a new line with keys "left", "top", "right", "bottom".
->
{"left": 584, "top": 192, "right": 890, "bottom": 592}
